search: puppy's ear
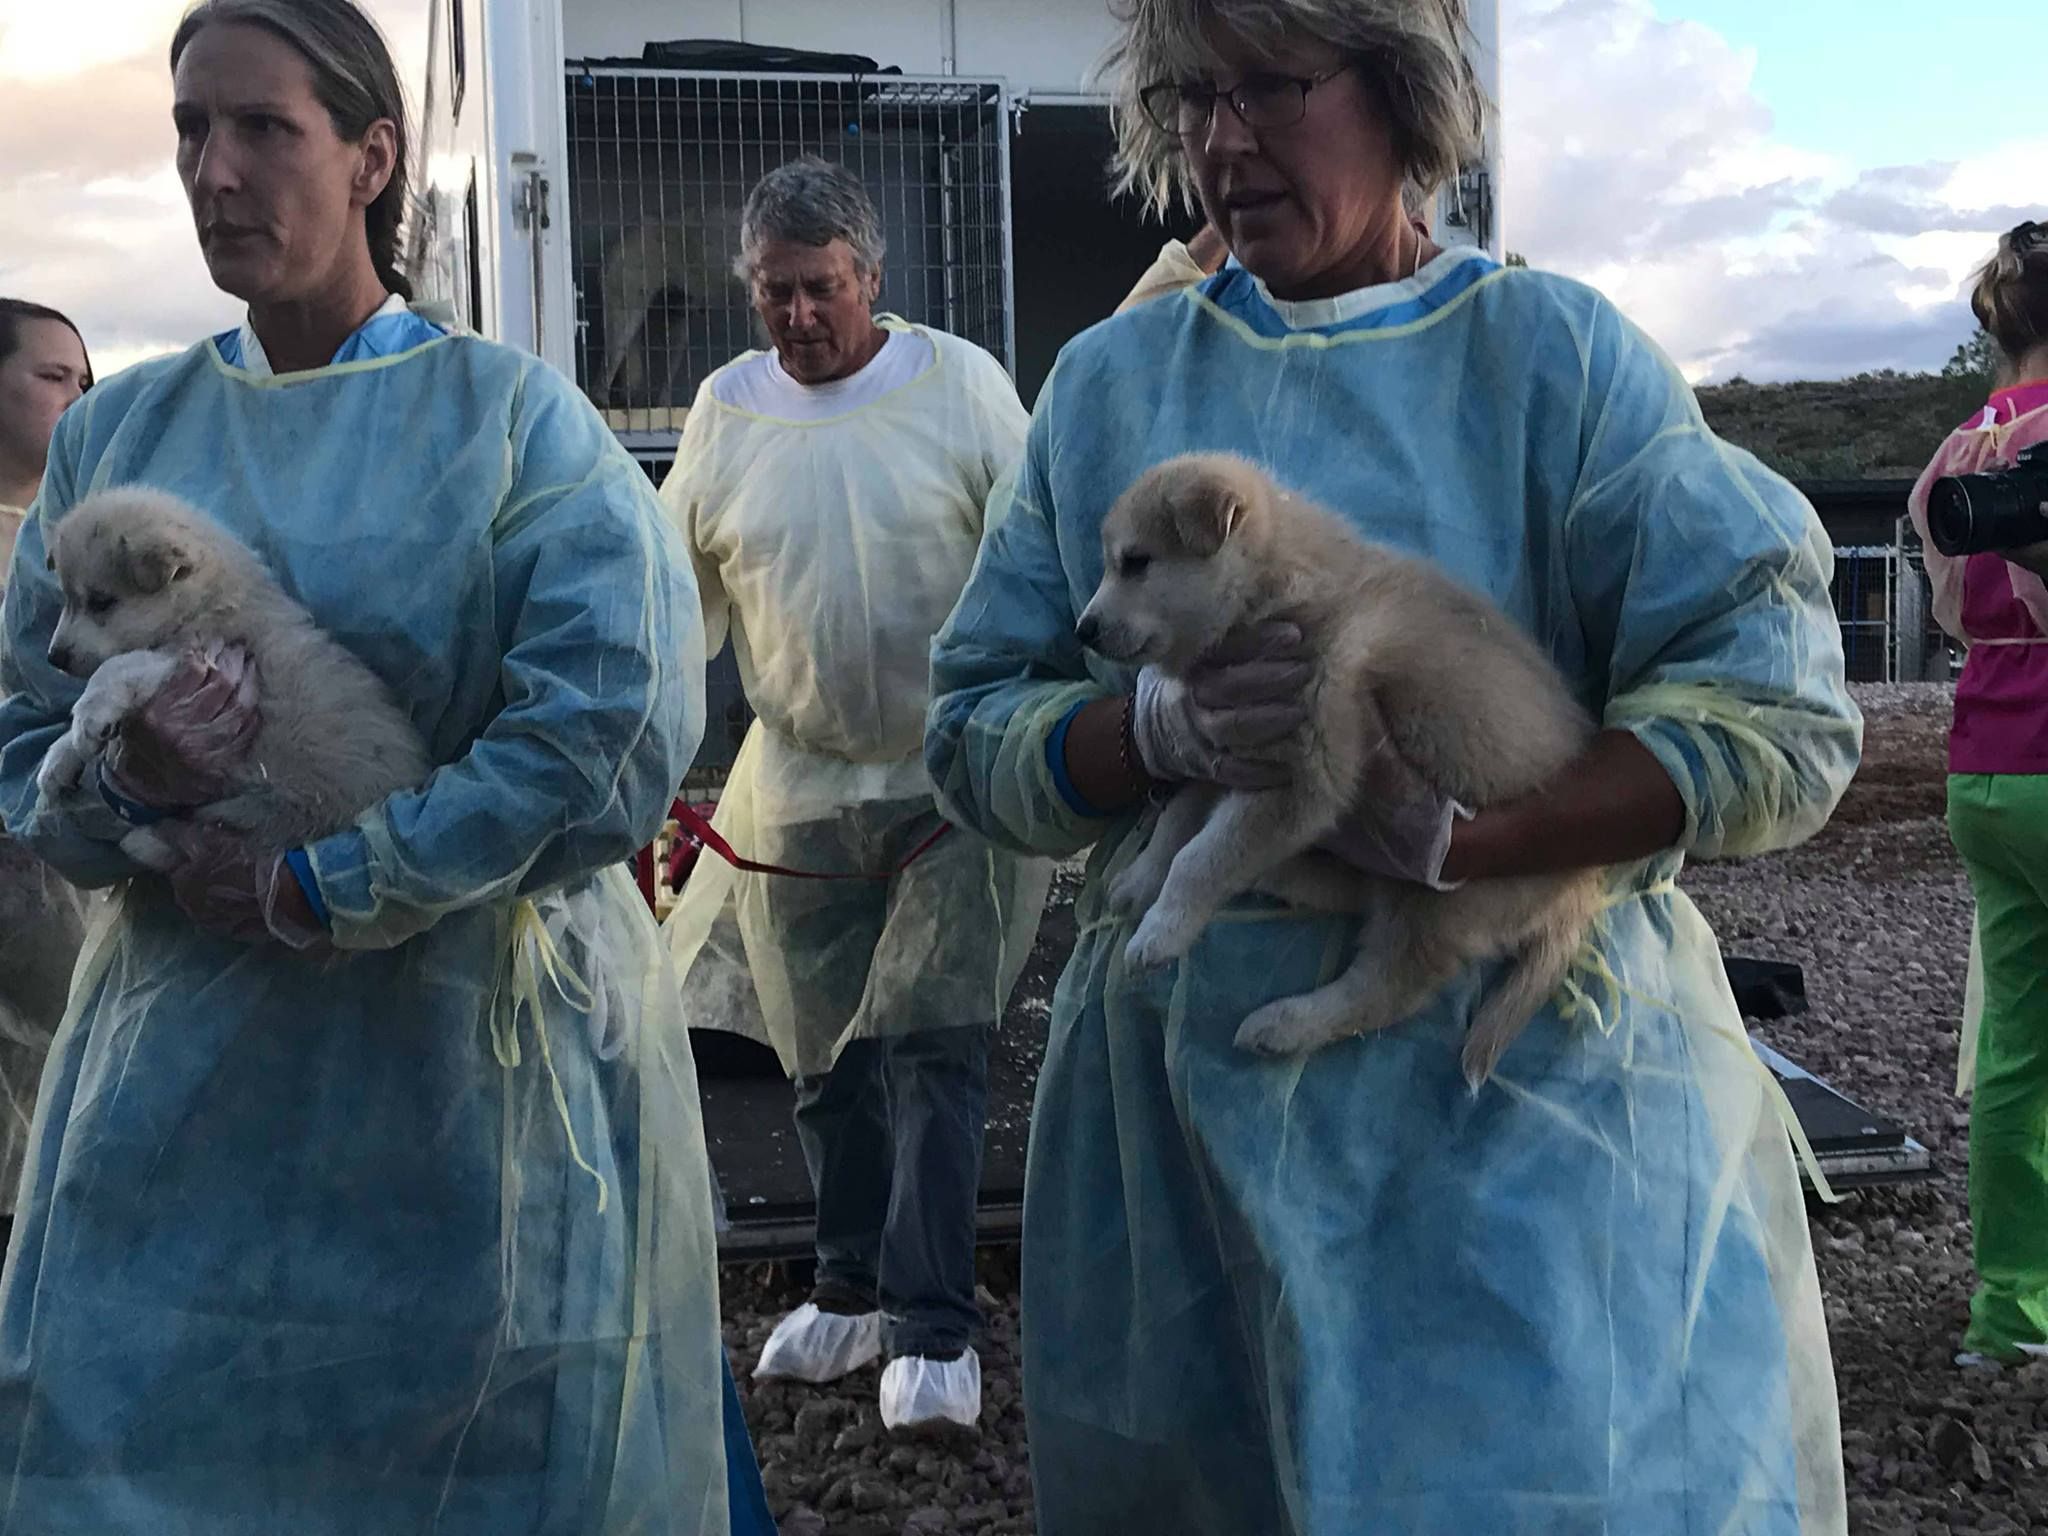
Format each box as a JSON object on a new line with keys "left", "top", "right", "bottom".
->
{"left": 1169, "top": 476, "right": 1251, "bottom": 559}
{"left": 118, "top": 532, "right": 194, "bottom": 595}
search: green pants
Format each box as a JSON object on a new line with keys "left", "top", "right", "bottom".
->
{"left": 1949, "top": 773, "right": 2048, "bottom": 1359}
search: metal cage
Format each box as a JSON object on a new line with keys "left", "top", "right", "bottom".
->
{"left": 566, "top": 66, "right": 1015, "bottom": 441}
{"left": 1893, "top": 526, "right": 1960, "bottom": 682}
{"left": 1832, "top": 543, "right": 1899, "bottom": 684}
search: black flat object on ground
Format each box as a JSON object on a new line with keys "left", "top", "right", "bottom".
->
{"left": 1749, "top": 1039, "right": 1935, "bottom": 1193}
{"left": 1722, "top": 954, "right": 1935, "bottom": 1192}
{"left": 1723, "top": 956, "right": 1809, "bottom": 1019}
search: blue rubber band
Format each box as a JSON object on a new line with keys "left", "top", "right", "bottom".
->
{"left": 282, "top": 848, "right": 331, "bottom": 930}
{"left": 1047, "top": 701, "right": 1111, "bottom": 819}
{"left": 95, "top": 763, "right": 168, "bottom": 827}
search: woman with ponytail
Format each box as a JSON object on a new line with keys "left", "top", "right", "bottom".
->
{"left": 0, "top": 2, "right": 773, "bottom": 1528}
{"left": 1908, "top": 218, "right": 2048, "bottom": 1368}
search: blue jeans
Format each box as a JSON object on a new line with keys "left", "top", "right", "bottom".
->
{"left": 792, "top": 1026, "right": 990, "bottom": 1358}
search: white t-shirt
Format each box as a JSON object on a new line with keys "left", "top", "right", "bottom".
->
{"left": 710, "top": 327, "right": 936, "bottom": 419}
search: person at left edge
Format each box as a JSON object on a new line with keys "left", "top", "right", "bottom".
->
{"left": 0, "top": 1, "right": 770, "bottom": 1529}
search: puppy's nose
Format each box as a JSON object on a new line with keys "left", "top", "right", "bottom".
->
{"left": 1075, "top": 613, "right": 1100, "bottom": 648}
{"left": 46, "top": 641, "right": 72, "bottom": 674}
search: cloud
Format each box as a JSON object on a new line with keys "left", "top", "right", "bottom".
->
{"left": 1503, "top": 0, "right": 2036, "bottom": 381}
{"left": 0, "top": 52, "right": 170, "bottom": 183}
{"left": 0, "top": 166, "right": 233, "bottom": 371}
{"left": 0, "top": 3, "right": 432, "bottom": 370}
{"left": 0, "top": 1, "right": 188, "bottom": 79}
{"left": 1822, "top": 170, "right": 2041, "bottom": 240}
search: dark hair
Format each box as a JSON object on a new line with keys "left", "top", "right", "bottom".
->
{"left": 170, "top": 0, "right": 414, "bottom": 300}
{"left": 0, "top": 300, "right": 93, "bottom": 391}
{"left": 1970, "top": 219, "right": 2048, "bottom": 368}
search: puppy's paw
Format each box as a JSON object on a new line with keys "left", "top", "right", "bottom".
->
{"left": 1106, "top": 859, "right": 1166, "bottom": 919}
{"left": 69, "top": 692, "right": 131, "bottom": 756}
{"left": 1123, "top": 905, "right": 1198, "bottom": 972}
{"left": 1234, "top": 997, "right": 1348, "bottom": 1058}
{"left": 36, "top": 734, "right": 91, "bottom": 799}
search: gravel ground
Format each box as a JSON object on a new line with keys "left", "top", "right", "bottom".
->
{"left": 722, "top": 681, "right": 2048, "bottom": 1534}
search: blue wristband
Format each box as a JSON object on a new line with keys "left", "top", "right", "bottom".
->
{"left": 281, "top": 848, "right": 331, "bottom": 931}
{"left": 95, "top": 762, "right": 168, "bottom": 827}
{"left": 1046, "top": 701, "right": 1112, "bottom": 819}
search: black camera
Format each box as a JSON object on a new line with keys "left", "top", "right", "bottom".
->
{"left": 1926, "top": 441, "right": 2048, "bottom": 556}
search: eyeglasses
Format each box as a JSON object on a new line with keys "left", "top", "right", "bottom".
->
{"left": 1138, "top": 63, "right": 1354, "bottom": 137}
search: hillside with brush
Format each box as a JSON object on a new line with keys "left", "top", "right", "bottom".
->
{"left": 1692, "top": 336, "right": 1999, "bottom": 482}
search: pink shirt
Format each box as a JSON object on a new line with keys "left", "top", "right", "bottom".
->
{"left": 1907, "top": 381, "right": 2048, "bottom": 774}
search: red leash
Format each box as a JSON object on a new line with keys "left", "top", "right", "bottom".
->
{"left": 667, "top": 799, "right": 951, "bottom": 885}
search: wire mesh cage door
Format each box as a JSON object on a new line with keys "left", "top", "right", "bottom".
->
{"left": 565, "top": 67, "right": 1015, "bottom": 440}
{"left": 1831, "top": 544, "right": 1899, "bottom": 684}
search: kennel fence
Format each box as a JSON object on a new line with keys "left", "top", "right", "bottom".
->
{"left": 567, "top": 65, "right": 1014, "bottom": 441}
{"left": 1833, "top": 544, "right": 1898, "bottom": 685}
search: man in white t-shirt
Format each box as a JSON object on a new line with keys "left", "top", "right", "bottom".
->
{"left": 658, "top": 158, "right": 1048, "bottom": 1433}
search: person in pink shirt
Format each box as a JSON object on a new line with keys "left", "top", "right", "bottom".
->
{"left": 1907, "top": 217, "right": 2048, "bottom": 1366}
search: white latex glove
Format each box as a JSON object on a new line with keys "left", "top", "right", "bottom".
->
{"left": 1130, "top": 621, "right": 1312, "bottom": 789}
{"left": 1318, "top": 716, "right": 1473, "bottom": 892}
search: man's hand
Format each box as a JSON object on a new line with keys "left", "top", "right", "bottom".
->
{"left": 2006, "top": 525, "right": 2048, "bottom": 581}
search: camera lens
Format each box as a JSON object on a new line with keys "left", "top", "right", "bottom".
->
{"left": 1926, "top": 478, "right": 1976, "bottom": 556}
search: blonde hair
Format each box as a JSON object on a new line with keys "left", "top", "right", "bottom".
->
{"left": 1103, "top": 0, "right": 1485, "bottom": 214}
{"left": 1970, "top": 220, "right": 2048, "bottom": 368}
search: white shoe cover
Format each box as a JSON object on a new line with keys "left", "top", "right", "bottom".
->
{"left": 879, "top": 1347, "right": 982, "bottom": 1431}
{"left": 753, "top": 1303, "right": 883, "bottom": 1384}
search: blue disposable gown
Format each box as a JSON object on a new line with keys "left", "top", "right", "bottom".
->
{"left": 0, "top": 326, "right": 740, "bottom": 1533}
{"left": 926, "top": 249, "right": 1861, "bottom": 1535}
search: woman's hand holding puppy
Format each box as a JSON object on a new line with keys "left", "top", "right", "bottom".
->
{"left": 153, "top": 822, "right": 329, "bottom": 953}
{"left": 101, "top": 643, "right": 261, "bottom": 811}
{"left": 1129, "top": 621, "right": 1315, "bottom": 788}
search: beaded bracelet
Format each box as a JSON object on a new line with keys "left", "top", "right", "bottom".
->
{"left": 1117, "top": 693, "right": 1142, "bottom": 788}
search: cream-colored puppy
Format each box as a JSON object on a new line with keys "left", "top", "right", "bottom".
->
{"left": 36, "top": 486, "right": 430, "bottom": 870}
{"left": 1076, "top": 453, "right": 1603, "bottom": 1086}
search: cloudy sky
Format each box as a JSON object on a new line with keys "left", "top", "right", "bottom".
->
{"left": 2, "top": 0, "right": 2040, "bottom": 383}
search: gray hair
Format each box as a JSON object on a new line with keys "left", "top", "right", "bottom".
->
{"left": 171, "top": 0, "right": 414, "bottom": 300}
{"left": 734, "top": 156, "right": 887, "bottom": 282}
{"left": 1103, "top": 0, "right": 1485, "bottom": 215}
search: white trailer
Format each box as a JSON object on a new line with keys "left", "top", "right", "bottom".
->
{"left": 409, "top": 0, "right": 1501, "bottom": 768}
